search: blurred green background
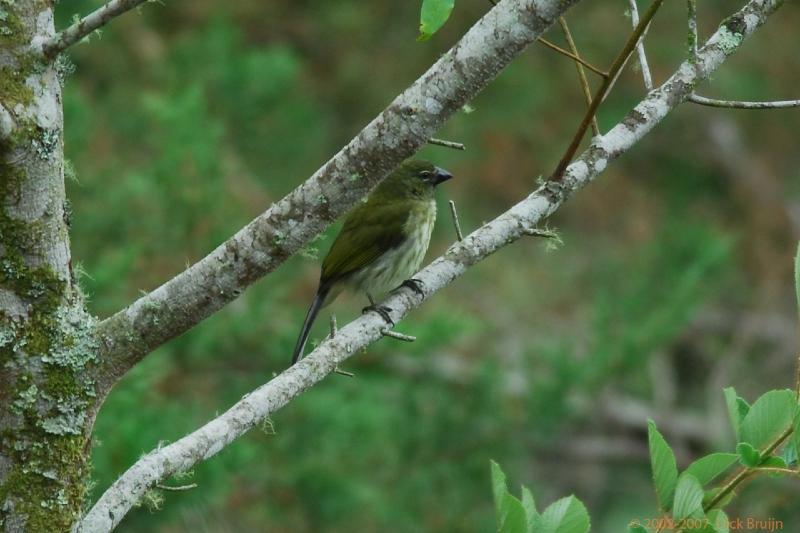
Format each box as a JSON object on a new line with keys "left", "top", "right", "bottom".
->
{"left": 59, "top": 0, "right": 800, "bottom": 531}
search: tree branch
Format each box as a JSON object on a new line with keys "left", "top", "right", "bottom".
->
{"left": 536, "top": 37, "right": 609, "bottom": 78}
{"left": 688, "top": 94, "right": 800, "bottom": 109}
{"left": 550, "top": 0, "right": 664, "bottom": 180}
{"left": 629, "top": 0, "right": 654, "bottom": 90}
{"left": 558, "top": 17, "right": 600, "bottom": 136}
{"left": 92, "top": 0, "right": 581, "bottom": 395}
{"left": 687, "top": 0, "right": 699, "bottom": 61}
{"left": 40, "top": 0, "right": 151, "bottom": 58}
{"left": 79, "top": 1, "right": 784, "bottom": 528}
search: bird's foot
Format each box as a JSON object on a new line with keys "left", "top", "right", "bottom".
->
{"left": 362, "top": 293, "right": 394, "bottom": 325}
{"left": 397, "top": 278, "right": 425, "bottom": 297}
{"left": 362, "top": 303, "right": 394, "bottom": 325}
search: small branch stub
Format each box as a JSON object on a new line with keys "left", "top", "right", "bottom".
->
{"left": 448, "top": 200, "right": 464, "bottom": 242}
{"left": 381, "top": 329, "right": 417, "bottom": 342}
{"left": 428, "top": 138, "right": 466, "bottom": 150}
{"left": 536, "top": 37, "right": 608, "bottom": 78}
{"left": 155, "top": 483, "right": 198, "bottom": 492}
{"left": 629, "top": 0, "right": 654, "bottom": 90}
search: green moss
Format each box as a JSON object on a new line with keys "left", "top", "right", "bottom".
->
{"left": 1, "top": 63, "right": 94, "bottom": 533}
{"left": 0, "top": 3, "right": 26, "bottom": 46}
{"left": 0, "top": 66, "right": 33, "bottom": 107}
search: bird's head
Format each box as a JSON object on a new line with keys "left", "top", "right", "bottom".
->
{"left": 373, "top": 160, "right": 453, "bottom": 201}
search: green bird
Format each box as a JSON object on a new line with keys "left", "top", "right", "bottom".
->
{"left": 292, "top": 160, "right": 453, "bottom": 364}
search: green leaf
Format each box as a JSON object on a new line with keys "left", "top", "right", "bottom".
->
{"left": 723, "top": 387, "right": 748, "bottom": 440}
{"left": 418, "top": 0, "right": 455, "bottom": 41}
{"left": 500, "top": 494, "right": 528, "bottom": 533}
{"left": 760, "top": 455, "right": 788, "bottom": 469}
{"left": 685, "top": 453, "right": 738, "bottom": 486}
{"left": 521, "top": 486, "right": 540, "bottom": 531}
{"left": 490, "top": 461, "right": 527, "bottom": 533}
{"left": 708, "top": 509, "right": 729, "bottom": 533}
{"left": 492, "top": 461, "right": 509, "bottom": 518}
{"left": 736, "top": 442, "right": 761, "bottom": 467}
{"left": 780, "top": 440, "right": 797, "bottom": 466}
{"left": 627, "top": 525, "right": 648, "bottom": 533}
{"left": 538, "top": 495, "right": 590, "bottom": 533}
{"left": 672, "top": 473, "right": 705, "bottom": 520}
{"left": 739, "top": 389, "right": 797, "bottom": 449}
{"left": 648, "top": 419, "right": 678, "bottom": 511}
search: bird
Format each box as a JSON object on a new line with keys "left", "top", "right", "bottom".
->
{"left": 291, "top": 159, "right": 453, "bottom": 365}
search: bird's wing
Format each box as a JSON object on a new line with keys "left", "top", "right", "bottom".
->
{"left": 320, "top": 201, "right": 410, "bottom": 285}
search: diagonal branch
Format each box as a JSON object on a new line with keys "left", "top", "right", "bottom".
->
{"left": 40, "top": 0, "right": 152, "bottom": 58}
{"left": 558, "top": 17, "right": 600, "bottom": 136}
{"left": 550, "top": 0, "right": 665, "bottom": 180}
{"left": 629, "top": 0, "right": 654, "bottom": 90}
{"left": 91, "top": 0, "right": 581, "bottom": 395}
{"left": 79, "top": 0, "right": 784, "bottom": 529}
{"left": 536, "top": 37, "right": 609, "bottom": 78}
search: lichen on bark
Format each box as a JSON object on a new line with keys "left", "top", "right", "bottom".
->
{"left": 1, "top": 2, "right": 99, "bottom": 531}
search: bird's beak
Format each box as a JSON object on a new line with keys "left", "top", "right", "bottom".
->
{"left": 432, "top": 167, "right": 453, "bottom": 186}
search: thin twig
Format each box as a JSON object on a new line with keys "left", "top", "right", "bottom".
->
{"left": 155, "top": 483, "right": 198, "bottom": 492}
{"left": 428, "top": 138, "right": 466, "bottom": 150}
{"left": 448, "top": 200, "right": 464, "bottom": 241}
{"left": 381, "top": 329, "right": 417, "bottom": 342}
{"left": 754, "top": 467, "right": 800, "bottom": 476}
{"left": 536, "top": 37, "right": 609, "bottom": 78}
{"left": 687, "top": 0, "right": 699, "bottom": 61}
{"left": 688, "top": 94, "right": 800, "bottom": 109}
{"left": 41, "top": 0, "right": 151, "bottom": 58}
{"left": 550, "top": 0, "right": 665, "bottom": 180}
{"left": 558, "top": 17, "right": 600, "bottom": 136}
{"left": 628, "top": 0, "right": 654, "bottom": 90}
{"left": 525, "top": 228, "right": 560, "bottom": 240}
{"left": 329, "top": 314, "right": 354, "bottom": 376}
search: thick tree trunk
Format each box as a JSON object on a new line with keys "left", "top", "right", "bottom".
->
{"left": 1, "top": 2, "right": 96, "bottom": 530}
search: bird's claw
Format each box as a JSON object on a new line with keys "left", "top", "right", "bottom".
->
{"left": 362, "top": 303, "right": 394, "bottom": 326}
{"left": 398, "top": 278, "right": 425, "bottom": 297}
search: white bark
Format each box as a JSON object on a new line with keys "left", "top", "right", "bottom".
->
{"left": 79, "top": 1, "right": 785, "bottom": 530}
{"left": 92, "top": 0, "right": 581, "bottom": 394}
{"left": 688, "top": 94, "right": 800, "bottom": 108}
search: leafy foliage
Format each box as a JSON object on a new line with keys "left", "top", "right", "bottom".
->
{"left": 491, "top": 462, "right": 589, "bottom": 533}
{"left": 647, "top": 420, "right": 678, "bottom": 511}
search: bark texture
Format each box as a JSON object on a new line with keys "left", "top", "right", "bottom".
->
{"left": 0, "top": 2, "right": 97, "bottom": 531}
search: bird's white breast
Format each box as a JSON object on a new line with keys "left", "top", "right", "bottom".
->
{"left": 349, "top": 199, "right": 436, "bottom": 296}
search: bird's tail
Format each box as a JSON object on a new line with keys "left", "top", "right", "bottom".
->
{"left": 291, "top": 285, "right": 331, "bottom": 365}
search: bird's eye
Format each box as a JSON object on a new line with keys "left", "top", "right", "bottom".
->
{"left": 419, "top": 170, "right": 433, "bottom": 179}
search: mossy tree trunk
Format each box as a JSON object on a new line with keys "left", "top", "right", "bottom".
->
{"left": 1, "top": 1, "right": 98, "bottom": 531}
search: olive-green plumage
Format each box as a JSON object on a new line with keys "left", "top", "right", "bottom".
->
{"left": 292, "top": 160, "right": 453, "bottom": 364}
